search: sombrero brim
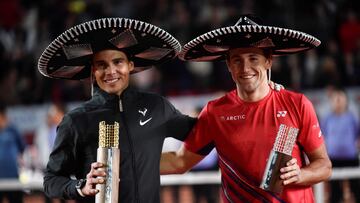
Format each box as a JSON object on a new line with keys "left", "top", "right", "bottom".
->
{"left": 179, "top": 25, "right": 321, "bottom": 61}
{"left": 38, "top": 18, "right": 181, "bottom": 80}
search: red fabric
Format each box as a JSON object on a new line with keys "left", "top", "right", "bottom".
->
{"left": 185, "top": 88, "right": 324, "bottom": 202}
{"left": 0, "top": 0, "right": 23, "bottom": 29}
{"left": 339, "top": 21, "right": 360, "bottom": 53}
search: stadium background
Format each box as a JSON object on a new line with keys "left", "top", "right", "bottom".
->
{"left": 0, "top": 0, "right": 359, "bottom": 202}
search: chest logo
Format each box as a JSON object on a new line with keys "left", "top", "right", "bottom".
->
{"left": 220, "top": 114, "right": 246, "bottom": 121}
{"left": 140, "top": 117, "right": 152, "bottom": 126}
{"left": 138, "top": 108, "right": 152, "bottom": 126}
{"left": 138, "top": 108, "right": 148, "bottom": 116}
{"left": 276, "top": 111, "right": 287, "bottom": 118}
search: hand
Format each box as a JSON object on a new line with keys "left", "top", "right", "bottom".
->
{"left": 280, "top": 158, "right": 301, "bottom": 185}
{"left": 81, "top": 162, "right": 107, "bottom": 196}
{"left": 268, "top": 81, "right": 284, "bottom": 92}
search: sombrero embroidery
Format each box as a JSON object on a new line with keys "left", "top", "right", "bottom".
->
{"left": 38, "top": 18, "right": 181, "bottom": 80}
{"left": 179, "top": 15, "right": 321, "bottom": 61}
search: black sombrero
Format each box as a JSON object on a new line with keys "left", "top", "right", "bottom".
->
{"left": 179, "top": 15, "right": 321, "bottom": 61}
{"left": 38, "top": 18, "right": 181, "bottom": 80}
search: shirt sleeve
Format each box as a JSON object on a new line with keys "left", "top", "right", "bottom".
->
{"left": 43, "top": 114, "right": 85, "bottom": 200}
{"left": 297, "top": 95, "right": 325, "bottom": 153}
{"left": 184, "top": 103, "right": 215, "bottom": 156}
{"left": 163, "top": 98, "right": 197, "bottom": 141}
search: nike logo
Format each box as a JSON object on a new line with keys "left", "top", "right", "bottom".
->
{"left": 139, "top": 117, "right": 152, "bottom": 126}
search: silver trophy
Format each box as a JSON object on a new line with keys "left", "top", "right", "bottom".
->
{"left": 95, "top": 121, "right": 120, "bottom": 203}
{"left": 260, "top": 124, "right": 299, "bottom": 193}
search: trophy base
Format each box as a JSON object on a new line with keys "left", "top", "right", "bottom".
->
{"left": 260, "top": 150, "right": 292, "bottom": 194}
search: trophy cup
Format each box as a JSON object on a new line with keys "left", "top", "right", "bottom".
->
{"left": 95, "top": 121, "right": 120, "bottom": 203}
{"left": 260, "top": 124, "right": 299, "bottom": 193}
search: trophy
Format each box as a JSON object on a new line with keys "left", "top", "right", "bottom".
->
{"left": 96, "top": 121, "right": 120, "bottom": 203}
{"left": 260, "top": 124, "right": 299, "bottom": 193}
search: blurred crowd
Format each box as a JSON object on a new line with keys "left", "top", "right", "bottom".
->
{"left": 0, "top": 0, "right": 359, "bottom": 105}
{"left": 0, "top": 1, "right": 360, "bottom": 202}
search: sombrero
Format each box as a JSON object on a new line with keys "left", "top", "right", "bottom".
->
{"left": 38, "top": 18, "right": 181, "bottom": 80}
{"left": 179, "top": 15, "right": 321, "bottom": 61}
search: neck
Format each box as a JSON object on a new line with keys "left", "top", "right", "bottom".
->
{"left": 236, "top": 81, "right": 270, "bottom": 102}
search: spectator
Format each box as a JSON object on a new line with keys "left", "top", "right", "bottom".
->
{"left": 0, "top": 101, "right": 26, "bottom": 203}
{"left": 321, "top": 87, "right": 360, "bottom": 203}
{"left": 34, "top": 102, "right": 66, "bottom": 171}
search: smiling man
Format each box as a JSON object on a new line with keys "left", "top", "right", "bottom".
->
{"left": 160, "top": 15, "right": 332, "bottom": 203}
{"left": 38, "top": 18, "right": 196, "bottom": 203}
{"left": 92, "top": 50, "right": 134, "bottom": 95}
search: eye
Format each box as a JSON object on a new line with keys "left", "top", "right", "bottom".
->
{"left": 95, "top": 62, "right": 107, "bottom": 70}
{"left": 249, "top": 57, "right": 258, "bottom": 61}
{"left": 113, "top": 59, "right": 124, "bottom": 65}
{"left": 231, "top": 58, "right": 242, "bottom": 64}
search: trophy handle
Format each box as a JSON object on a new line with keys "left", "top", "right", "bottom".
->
{"left": 260, "top": 150, "right": 292, "bottom": 194}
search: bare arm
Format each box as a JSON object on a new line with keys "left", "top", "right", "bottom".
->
{"left": 160, "top": 145, "right": 205, "bottom": 175}
{"left": 280, "top": 143, "right": 332, "bottom": 186}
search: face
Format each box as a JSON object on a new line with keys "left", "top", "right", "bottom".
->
{"left": 331, "top": 90, "right": 347, "bottom": 113}
{"left": 226, "top": 47, "right": 272, "bottom": 94}
{"left": 92, "top": 50, "right": 134, "bottom": 96}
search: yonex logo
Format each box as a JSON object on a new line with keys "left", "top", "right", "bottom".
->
{"left": 276, "top": 111, "right": 287, "bottom": 118}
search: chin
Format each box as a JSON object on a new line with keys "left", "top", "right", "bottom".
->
{"left": 102, "top": 87, "right": 120, "bottom": 94}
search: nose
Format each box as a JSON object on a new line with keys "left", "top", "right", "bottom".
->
{"left": 236, "top": 59, "right": 250, "bottom": 72}
{"left": 105, "top": 64, "right": 117, "bottom": 74}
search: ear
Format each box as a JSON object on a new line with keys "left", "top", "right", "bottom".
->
{"left": 225, "top": 58, "right": 231, "bottom": 72}
{"left": 129, "top": 61, "right": 135, "bottom": 72}
{"left": 90, "top": 65, "right": 96, "bottom": 84}
{"left": 265, "top": 56, "right": 273, "bottom": 70}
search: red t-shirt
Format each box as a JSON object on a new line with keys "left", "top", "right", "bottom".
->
{"left": 185, "top": 89, "right": 324, "bottom": 203}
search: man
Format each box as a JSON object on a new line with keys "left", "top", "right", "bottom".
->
{"left": 0, "top": 101, "right": 26, "bottom": 203}
{"left": 161, "top": 15, "right": 332, "bottom": 202}
{"left": 38, "top": 18, "right": 196, "bottom": 202}
{"left": 321, "top": 87, "right": 360, "bottom": 203}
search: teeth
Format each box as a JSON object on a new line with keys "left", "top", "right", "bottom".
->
{"left": 241, "top": 75, "right": 254, "bottom": 79}
{"left": 105, "top": 78, "right": 119, "bottom": 83}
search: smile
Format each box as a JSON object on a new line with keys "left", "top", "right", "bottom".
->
{"left": 104, "top": 78, "right": 120, "bottom": 83}
{"left": 240, "top": 74, "right": 255, "bottom": 79}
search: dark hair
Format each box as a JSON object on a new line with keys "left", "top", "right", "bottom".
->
{"left": 0, "top": 101, "right": 7, "bottom": 115}
{"left": 90, "top": 49, "right": 133, "bottom": 66}
{"left": 226, "top": 48, "right": 273, "bottom": 61}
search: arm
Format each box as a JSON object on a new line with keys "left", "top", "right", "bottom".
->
{"left": 280, "top": 143, "right": 332, "bottom": 186}
{"left": 43, "top": 115, "right": 83, "bottom": 199}
{"left": 160, "top": 145, "right": 205, "bottom": 174}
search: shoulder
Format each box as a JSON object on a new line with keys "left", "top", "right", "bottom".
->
{"left": 208, "top": 90, "right": 235, "bottom": 107}
{"left": 275, "top": 89, "right": 304, "bottom": 98}
{"left": 66, "top": 104, "right": 88, "bottom": 118}
{"left": 273, "top": 89, "right": 310, "bottom": 105}
{"left": 131, "top": 90, "right": 170, "bottom": 108}
{"left": 6, "top": 125, "right": 21, "bottom": 135}
{"left": 135, "top": 90, "right": 164, "bottom": 101}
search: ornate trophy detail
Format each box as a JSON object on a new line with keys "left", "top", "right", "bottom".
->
{"left": 96, "top": 121, "right": 120, "bottom": 203}
{"left": 260, "top": 124, "right": 299, "bottom": 193}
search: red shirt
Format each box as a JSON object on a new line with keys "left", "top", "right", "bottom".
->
{"left": 185, "top": 89, "right": 324, "bottom": 203}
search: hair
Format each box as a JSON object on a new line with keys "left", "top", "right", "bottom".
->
{"left": 90, "top": 49, "right": 132, "bottom": 66}
{"left": 226, "top": 48, "right": 273, "bottom": 61}
{"left": 0, "top": 101, "right": 6, "bottom": 115}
